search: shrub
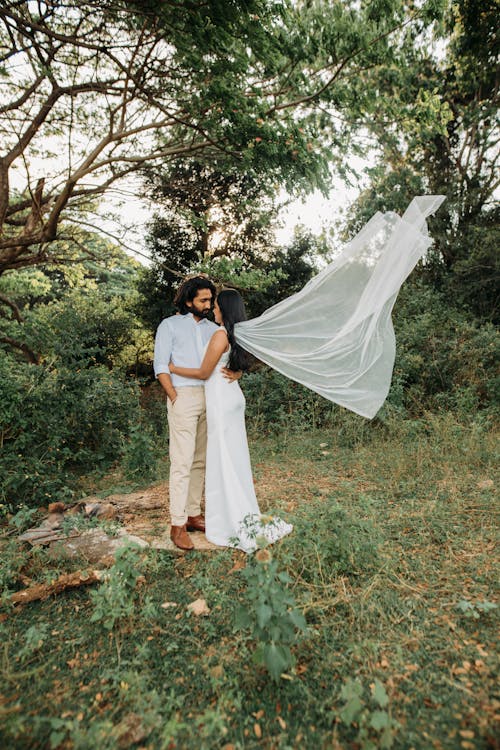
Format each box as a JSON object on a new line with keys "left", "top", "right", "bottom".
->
{"left": 24, "top": 289, "right": 139, "bottom": 369}
{"left": 243, "top": 368, "right": 336, "bottom": 433}
{"left": 235, "top": 547, "right": 307, "bottom": 682}
{"left": 392, "top": 281, "right": 499, "bottom": 416}
{"left": 0, "top": 353, "right": 143, "bottom": 509}
{"left": 121, "top": 423, "right": 159, "bottom": 482}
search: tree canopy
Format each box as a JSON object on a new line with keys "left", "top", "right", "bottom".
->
{"left": 343, "top": 0, "right": 499, "bottom": 320}
{"left": 0, "top": 0, "right": 444, "bottom": 276}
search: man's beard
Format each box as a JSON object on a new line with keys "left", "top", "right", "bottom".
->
{"left": 191, "top": 305, "right": 213, "bottom": 320}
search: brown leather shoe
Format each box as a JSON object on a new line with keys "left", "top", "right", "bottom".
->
{"left": 170, "top": 524, "right": 194, "bottom": 550}
{"left": 186, "top": 515, "right": 206, "bottom": 533}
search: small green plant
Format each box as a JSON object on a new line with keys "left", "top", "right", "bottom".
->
{"left": 338, "top": 678, "right": 400, "bottom": 749}
{"left": 456, "top": 598, "right": 498, "bottom": 619}
{"left": 17, "top": 623, "right": 49, "bottom": 662}
{"left": 90, "top": 543, "right": 144, "bottom": 631}
{"left": 8, "top": 505, "right": 39, "bottom": 533}
{"left": 0, "top": 539, "right": 31, "bottom": 597}
{"left": 59, "top": 512, "right": 122, "bottom": 539}
{"left": 293, "top": 499, "right": 380, "bottom": 583}
{"left": 60, "top": 512, "right": 99, "bottom": 536}
{"left": 121, "top": 423, "right": 158, "bottom": 482}
{"left": 47, "top": 716, "right": 118, "bottom": 750}
{"left": 235, "top": 546, "right": 307, "bottom": 682}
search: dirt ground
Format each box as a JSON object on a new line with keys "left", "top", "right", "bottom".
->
{"left": 18, "top": 458, "right": 341, "bottom": 564}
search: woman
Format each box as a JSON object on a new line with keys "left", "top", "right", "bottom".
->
{"left": 168, "top": 289, "right": 292, "bottom": 552}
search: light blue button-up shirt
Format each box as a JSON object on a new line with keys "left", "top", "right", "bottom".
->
{"left": 154, "top": 313, "right": 219, "bottom": 388}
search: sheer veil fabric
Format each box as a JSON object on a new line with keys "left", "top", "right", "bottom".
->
{"left": 234, "top": 196, "right": 446, "bottom": 419}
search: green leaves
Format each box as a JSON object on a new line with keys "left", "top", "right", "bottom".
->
{"left": 256, "top": 602, "right": 273, "bottom": 628}
{"left": 457, "top": 598, "right": 498, "bottom": 620}
{"left": 0, "top": 351, "right": 144, "bottom": 508}
{"left": 90, "top": 544, "right": 144, "bottom": 631}
{"left": 2, "top": 0, "right": 446, "bottom": 281}
{"left": 262, "top": 643, "right": 292, "bottom": 682}
{"left": 236, "top": 548, "right": 307, "bottom": 682}
{"left": 338, "top": 678, "right": 400, "bottom": 749}
{"left": 339, "top": 680, "right": 364, "bottom": 725}
{"left": 371, "top": 678, "right": 390, "bottom": 708}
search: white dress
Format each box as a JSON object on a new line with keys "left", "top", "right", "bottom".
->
{"left": 204, "top": 343, "right": 292, "bottom": 553}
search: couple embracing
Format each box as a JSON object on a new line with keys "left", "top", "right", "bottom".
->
{"left": 153, "top": 197, "right": 446, "bottom": 552}
{"left": 154, "top": 276, "right": 292, "bottom": 553}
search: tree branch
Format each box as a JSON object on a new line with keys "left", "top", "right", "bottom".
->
{"left": 0, "top": 334, "right": 39, "bottom": 364}
{"left": 0, "top": 292, "right": 24, "bottom": 322}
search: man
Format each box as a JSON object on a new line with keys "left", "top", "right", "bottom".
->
{"left": 153, "top": 276, "right": 239, "bottom": 550}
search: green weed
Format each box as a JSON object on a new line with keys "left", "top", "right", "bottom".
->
{"left": 0, "top": 417, "right": 498, "bottom": 749}
{"left": 338, "top": 678, "right": 401, "bottom": 749}
{"left": 90, "top": 543, "right": 144, "bottom": 632}
{"left": 235, "top": 546, "right": 307, "bottom": 682}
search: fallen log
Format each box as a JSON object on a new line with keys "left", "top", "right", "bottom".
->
{"left": 10, "top": 569, "right": 107, "bottom": 605}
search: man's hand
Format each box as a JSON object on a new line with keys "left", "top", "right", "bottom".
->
{"left": 221, "top": 367, "right": 242, "bottom": 382}
{"left": 157, "top": 372, "right": 177, "bottom": 402}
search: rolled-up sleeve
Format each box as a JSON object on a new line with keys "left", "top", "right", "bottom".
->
{"left": 153, "top": 319, "right": 172, "bottom": 377}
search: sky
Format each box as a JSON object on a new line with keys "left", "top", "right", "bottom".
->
{"left": 9, "top": 138, "right": 370, "bottom": 267}
{"left": 96, "top": 161, "right": 370, "bottom": 266}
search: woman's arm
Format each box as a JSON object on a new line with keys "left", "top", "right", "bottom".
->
{"left": 169, "top": 329, "right": 228, "bottom": 380}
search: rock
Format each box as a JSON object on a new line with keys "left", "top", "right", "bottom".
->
{"left": 19, "top": 525, "right": 67, "bottom": 545}
{"left": 46, "top": 513, "right": 64, "bottom": 528}
{"left": 57, "top": 528, "right": 149, "bottom": 563}
{"left": 95, "top": 503, "right": 119, "bottom": 520}
{"left": 187, "top": 598, "right": 210, "bottom": 616}
{"left": 151, "top": 537, "right": 178, "bottom": 552}
{"left": 83, "top": 502, "right": 119, "bottom": 520}
{"left": 94, "top": 490, "right": 165, "bottom": 512}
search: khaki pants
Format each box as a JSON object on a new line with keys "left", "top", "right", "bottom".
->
{"left": 167, "top": 386, "right": 207, "bottom": 526}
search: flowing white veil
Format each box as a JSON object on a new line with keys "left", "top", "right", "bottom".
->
{"left": 234, "top": 195, "right": 445, "bottom": 419}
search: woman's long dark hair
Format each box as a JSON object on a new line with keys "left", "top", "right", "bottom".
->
{"left": 217, "top": 289, "right": 251, "bottom": 372}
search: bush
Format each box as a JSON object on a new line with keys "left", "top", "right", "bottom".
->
{"left": 24, "top": 289, "right": 139, "bottom": 369}
{"left": 0, "top": 353, "right": 144, "bottom": 509}
{"left": 243, "top": 368, "right": 336, "bottom": 433}
{"left": 121, "top": 423, "right": 159, "bottom": 482}
{"left": 392, "top": 281, "right": 499, "bottom": 416}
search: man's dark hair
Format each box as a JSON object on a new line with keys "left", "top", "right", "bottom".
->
{"left": 174, "top": 276, "right": 216, "bottom": 314}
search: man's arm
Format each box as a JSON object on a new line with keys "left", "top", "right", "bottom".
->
{"left": 157, "top": 372, "right": 177, "bottom": 403}
{"left": 154, "top": 320, "right": 177, "bottom": 402}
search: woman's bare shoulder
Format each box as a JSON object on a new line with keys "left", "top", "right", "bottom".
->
{"left": 209, "top": 328, "right": 229, "bottom": 353}
{"left": 212, "top": 327, "right": 228, "bottom": 339}
{"left": 209, "top": 328, "right": 228, "bottom": 344}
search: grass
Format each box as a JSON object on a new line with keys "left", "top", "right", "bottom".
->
{"left": 0, "top": 411, "right": 498, "bottom": 749}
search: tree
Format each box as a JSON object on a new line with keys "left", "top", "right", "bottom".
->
{"left": 0, "top": 234, "right": 140, "bottom": 362}
{"left": 135, "top": 169, "right": 274, "bottom": 327}
{"left": 0, "top": 0, "right": 442, "bottom": 273}
{"left": 142, "top": 160, "right": 279, "bottom": 260}
{"left": 0, "top": 0, "right": 447, "bottom": 360}
{"left": 344, "top": 0, "right": 499, "bottom": 319}
{"left": 134, "top": 156, "right": 325, "bottom": 327}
